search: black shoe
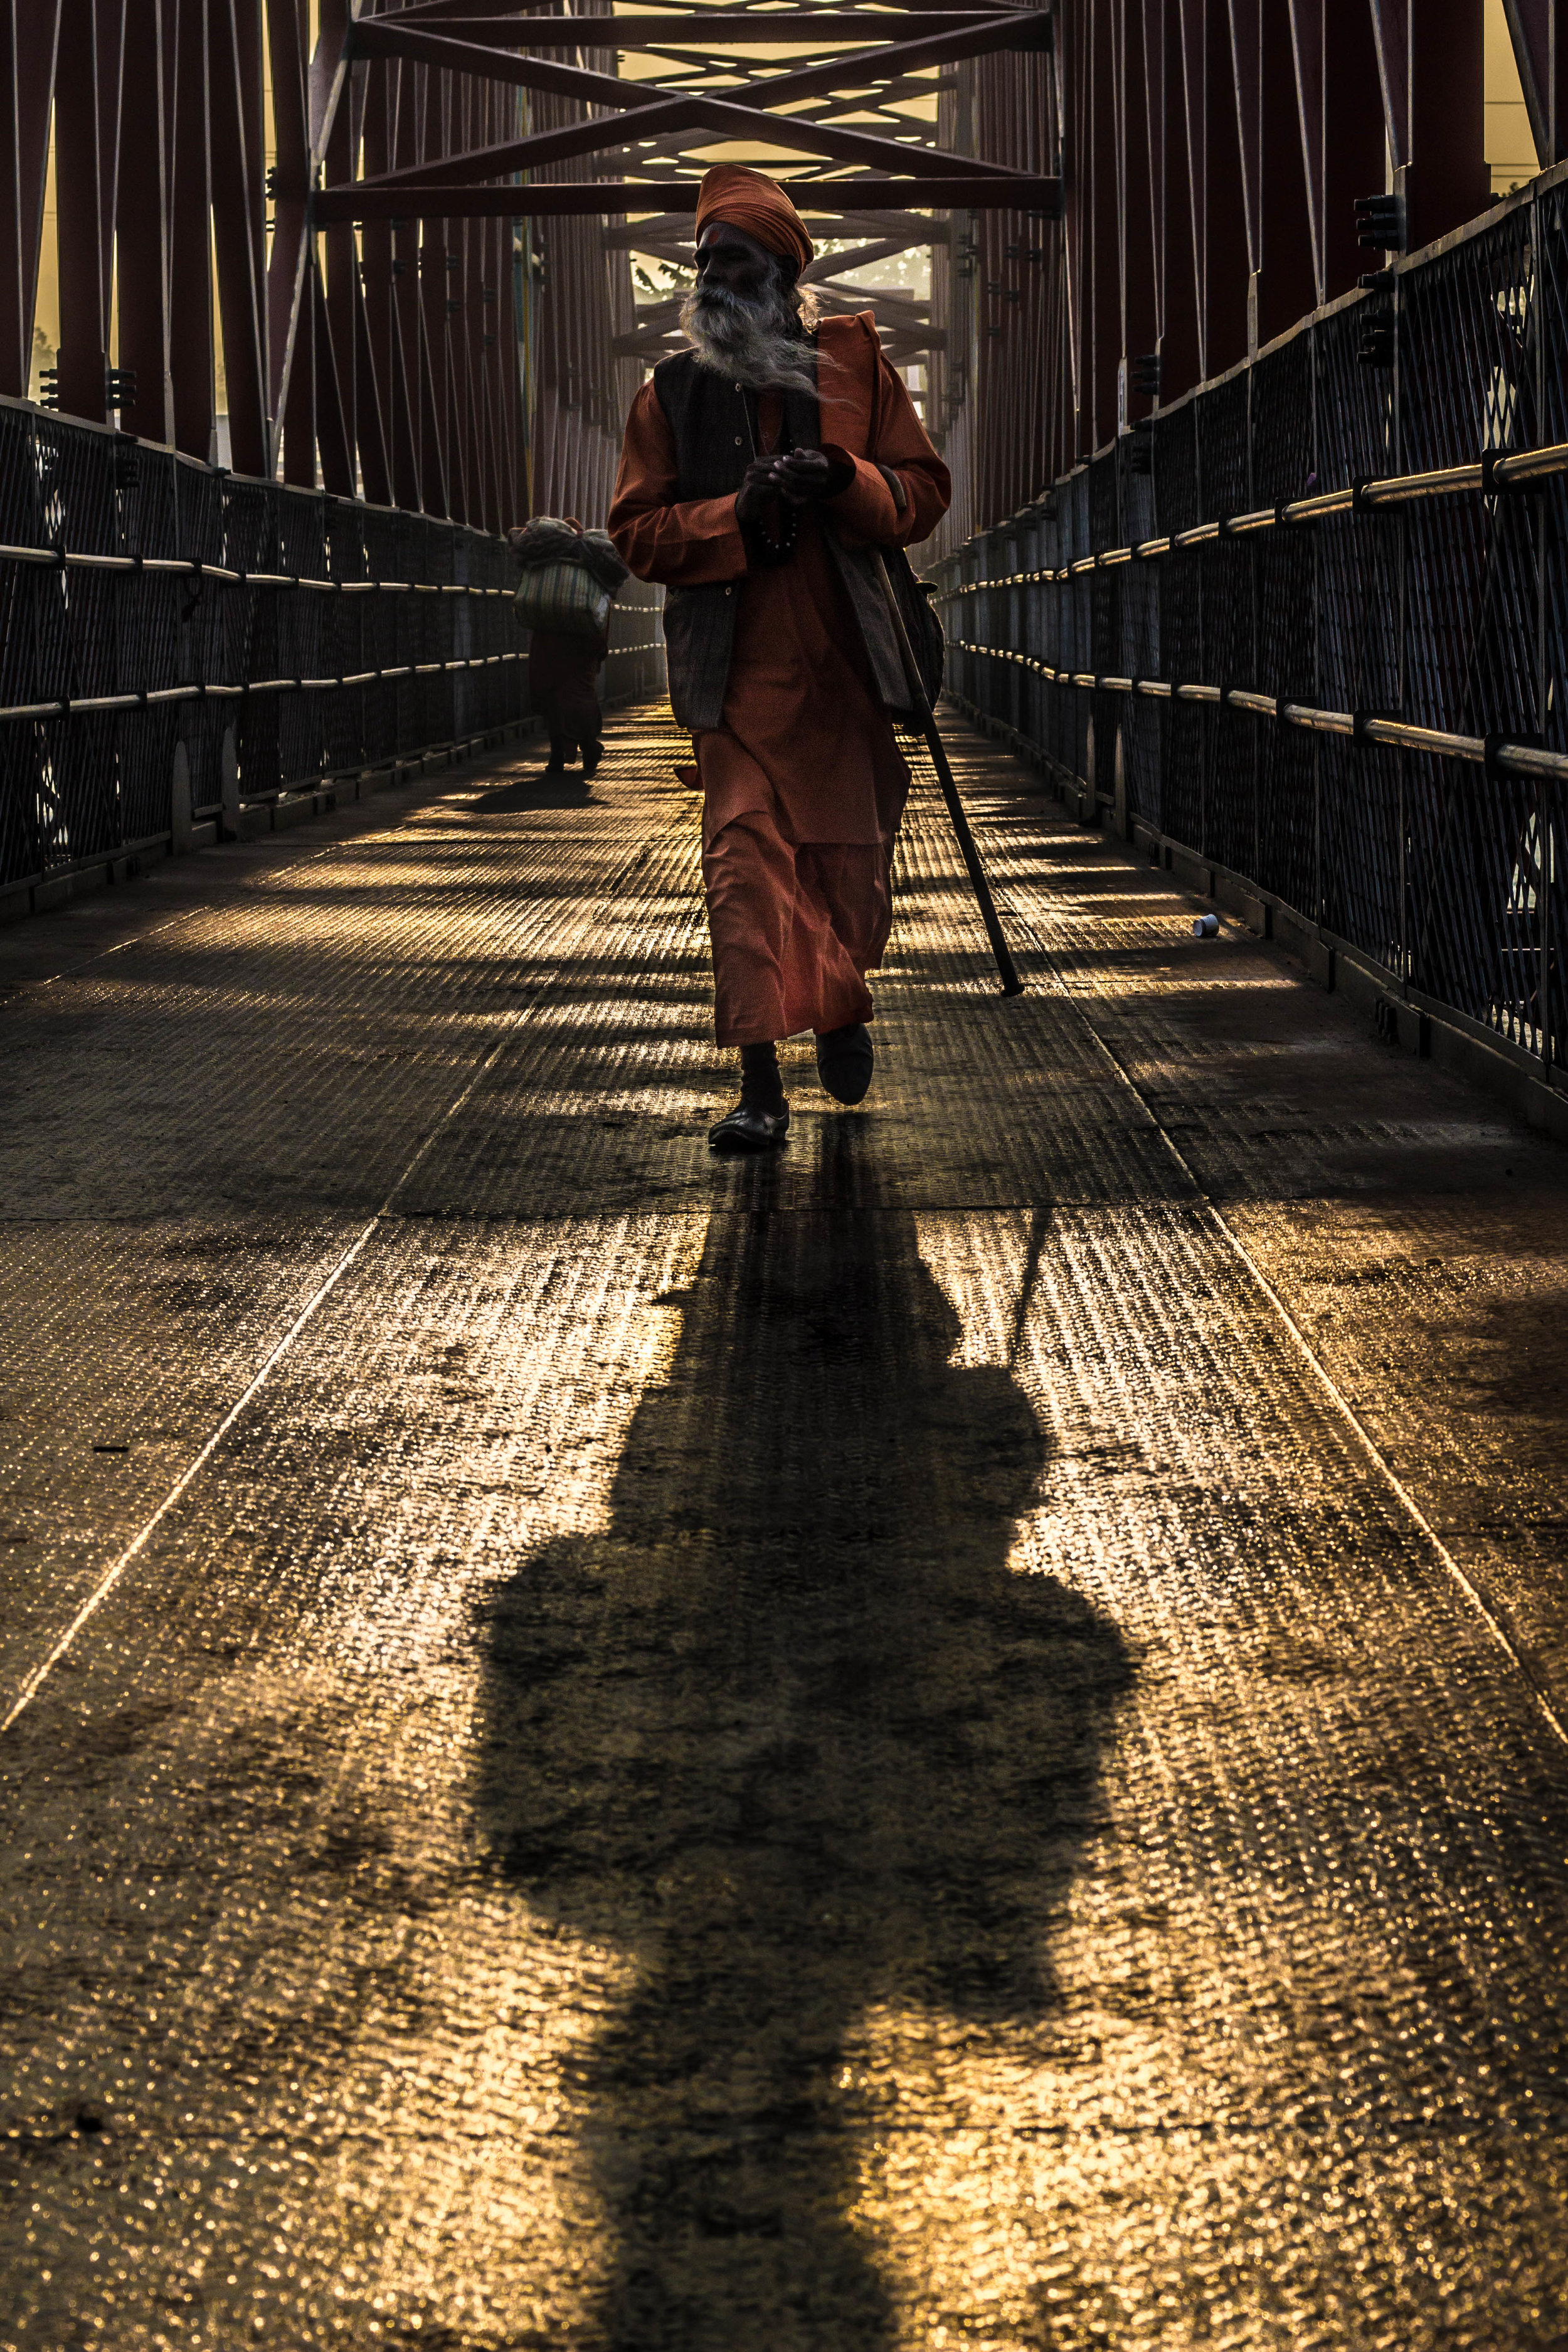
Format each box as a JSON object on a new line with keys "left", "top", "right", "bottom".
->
{"left": 815, "top": 1022, "right": 874, "bottom": 1104}
{"left": 709, "top": 1100, "right": 790, "bottom": 1153}
{"left": 581, "top": 741, "right": 603, "bottom": 777}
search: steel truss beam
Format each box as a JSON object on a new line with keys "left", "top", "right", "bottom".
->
{"left": 600, "top": 212, "right": 955, "bottom": 250}
{"left": 347, "top": 15, "right": 1051, "bottom": 191}
{"left": 1034, "top": 0, "right": 1498, "bottom": 500}
{"left": 1504, "top": 0, "right": 1568, "bottom": 161}
{"left": 317, "top": 177, "right": 1059, "bottom": 221}
{"left": 8, "top": 0, "right": 1068, "bottom": 532}
{"left": 400, "top": 11, "right": 1033, "bottom": 41}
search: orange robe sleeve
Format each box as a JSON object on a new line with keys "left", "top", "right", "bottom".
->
{"left": 608, "top": 379, "right": 750, "bottom": 586}
{"left": 817, "top": 314, "right": 951, "bottom": 551}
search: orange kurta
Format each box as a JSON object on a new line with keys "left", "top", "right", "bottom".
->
{"left": 608, "top": 315, "right": 950, "bottom": 1046}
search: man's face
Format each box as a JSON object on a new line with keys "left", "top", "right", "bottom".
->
{"left": 693, "top": 223, "right": 778, "bottom": 302}
{"left": 682, "top": 216, "right": 814, "bottom": 388}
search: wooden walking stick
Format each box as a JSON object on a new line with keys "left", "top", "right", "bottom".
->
{"left": 871, "top": 551, "right": 1024, "bottom": 997}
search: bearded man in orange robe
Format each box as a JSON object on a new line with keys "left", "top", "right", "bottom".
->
{"left": 608, "top": 164, "right": 951, "bottom": 1153}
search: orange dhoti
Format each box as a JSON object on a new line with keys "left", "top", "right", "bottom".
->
{"left": 702, "top": 803, "right": 894, "bottom": 1046}
{"left": 694, "top": 499, "right": 910, "bottom": 1046}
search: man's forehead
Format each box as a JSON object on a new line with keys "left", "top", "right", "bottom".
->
{"left": 696, "top": 221, "right": 771, "bottom": 260}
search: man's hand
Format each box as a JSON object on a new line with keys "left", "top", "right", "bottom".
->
{"left": 771, "top": 449, "right": 837, "bottom": 505}
{"left": 734, "top": 455, "right": 787, "bottom": 525}
{"left": 734, "top": 448, "right": 846, "bottom": 522}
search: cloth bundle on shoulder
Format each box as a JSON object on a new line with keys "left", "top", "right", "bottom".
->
{"left": 512, "top": 517, "right": 629, "bottom": 642}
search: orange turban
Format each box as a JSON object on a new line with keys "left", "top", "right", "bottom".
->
{"left": 694, "top": 164, "right": 815, "bottom": 277}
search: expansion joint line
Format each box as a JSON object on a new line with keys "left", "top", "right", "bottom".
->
{"left": 0, "top": 808, "right": 677, "bottom": 1739}
{"left": 998, "top": 871, "right": 1568, "bottom": 1755}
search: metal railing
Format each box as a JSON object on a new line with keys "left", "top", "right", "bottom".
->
{"left": 0, "top": 398, "right": 664, "bottom": 899}
{"left": 932, "top": 161, "right": 1568, "bottom": 1085}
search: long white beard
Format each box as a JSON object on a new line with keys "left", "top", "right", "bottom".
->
{"left": 679, "top": 281, "right": 819, "bottom": 395}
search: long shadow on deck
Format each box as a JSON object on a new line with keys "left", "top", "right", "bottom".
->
{"left": 479, "top": 1145, "right": 1130, "bottom": 2349}
{"left": 469, "top": 775, "right": 601, "bottom": 813}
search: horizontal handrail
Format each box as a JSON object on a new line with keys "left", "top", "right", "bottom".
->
{"left": 946, "top": 638, "right": 1567, "bottom": 784}
{"left": 0, "top": 541, "right": 516, "bottom": 595}
{"left": 0, "top": 649, "right": 526, "bottom": 725}
{"left": 938, "top": 436, "right": 1568, "bottom": 590}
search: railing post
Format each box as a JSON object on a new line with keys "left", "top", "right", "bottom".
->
{"left": 1248, "top": 345, "right": 1259, "bottom": 884}
{"left": 1394, "top": 236, "right": 1409, "bottom": 993}
{"left": 1195, "top": 401, "right": 1207, "bottom": 863}
{"left": 1535, "top": 174, "right": 1554, "bottom": 1079}
{"left": 1311, "top": 313, "right": 1322, "bottom": 930}
{"left": 1153, "top": 403, "right": 1166, "bottom": 835}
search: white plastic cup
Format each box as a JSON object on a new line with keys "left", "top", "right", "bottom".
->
{"left": 1193, "top": 912, "right": 1220, "bottom": 937}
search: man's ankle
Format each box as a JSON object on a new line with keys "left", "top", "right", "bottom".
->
{"left": 739, "top": 1040, "right": 785, "bottom": 1112}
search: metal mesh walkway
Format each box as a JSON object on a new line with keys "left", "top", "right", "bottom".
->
{"left": 2, "top": 705, "right": 1567, "bottom": 2351}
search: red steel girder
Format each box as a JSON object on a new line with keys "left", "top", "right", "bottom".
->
{"left": 54, "top": 0, "right": 117, "bottom": 422}
{"left": 169, "top": 0, "right": 215, "bottom": 458}
{"left": 266, "top": 0, "right": 315, "bottom": 451}
{"left": 349, "top": 13, "right": 1048, "bottom": 190}
{"left": 397, "top": 9, "right": 1039, "bottom": 40}
{"left": 114, "top": 0, "right": 171, "bottom": 442}
{"left": 1365, "top": 0, "right": 1486, "bottom": 248}
{"left": 1502, "top": 0, "right": 1568, "bottom": 164}
{"left": 1226, "top": 0, "right": 1315, "bottom": 345}
{"left": 315, "top": 176, "right": 1062, "bottom": 221}
{"left": 0, "top": 0, "right": 63, "bottom": 398}
{"left": 1285, "top": 0, "right": 1385, "bottom": 304}
{"left": 598, "top": 208, "right": 953, "bottom": 246}
{"left": 211, "top": 0, "right": 269, "bottom": 475}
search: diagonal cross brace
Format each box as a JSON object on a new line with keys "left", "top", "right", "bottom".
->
{"left": 312, "top": 176, "right": 1062, "bottom": 220}
{"left": 389, "top": 4, "right": 1037, "bottom": 31}
{"left": 348, "top": 14, "right": 1048, "bottom": 191}
{"left": 396, "top": 9, "right": 1036, "bottom": 37}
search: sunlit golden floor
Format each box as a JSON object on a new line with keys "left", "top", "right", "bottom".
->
{"left": 2, "top": 706, "right": 1567, "bottom": 2350}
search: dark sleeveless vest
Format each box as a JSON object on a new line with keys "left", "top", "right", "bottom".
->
{"left": 651, "top": 344, "right": 913, "bottom": 733}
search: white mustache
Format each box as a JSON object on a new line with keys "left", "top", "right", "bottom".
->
{"left": 680, "top": 280, "right": 819, "bottom": 395}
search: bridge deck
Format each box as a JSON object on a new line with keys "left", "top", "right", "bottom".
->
{"left": 3, "top": 705, "right": 1567, "bottom": 2351}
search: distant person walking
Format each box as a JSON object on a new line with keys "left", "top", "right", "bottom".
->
{"left": 509, "top": 516, "right": 629, "bottom": 776}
